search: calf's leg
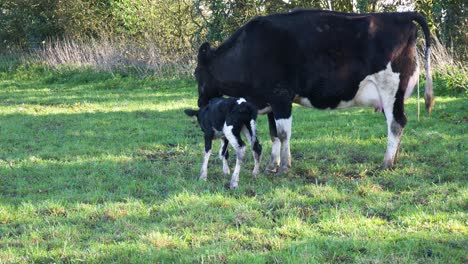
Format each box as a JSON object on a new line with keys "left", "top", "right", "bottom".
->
{"left": 200, "top": 136, "right": 212, "bottom": 180}
{"left": 242, "top": 120, "right": 262, "bottom": 177}
{"left": 219, "top": 138, "right": 230, "bottom": 175}
{"left": 223, "top": 123, "right": 246, "bottom": 189}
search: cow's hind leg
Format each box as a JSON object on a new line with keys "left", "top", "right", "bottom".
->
{"left": 219, "top": 138, "right": 230, "bottom": 175}
{"left": 380, "top": 69, "right": 407, "bottom": 169}
{"left": 223, "top": 123, "right": 246, "bottom": 189}
{"left": 382, "top": 100, "right": 406, "bottom": 168}
{"left": 266, "top": 112, "right": 281, "bottom": 173}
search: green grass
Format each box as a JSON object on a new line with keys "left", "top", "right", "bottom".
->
{"left": 0, "top": 67, "right": 466, "bottom": 263}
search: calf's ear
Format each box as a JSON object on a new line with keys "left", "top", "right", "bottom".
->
{"left": 184, "top": 109, "right": 198, "bottom": 117}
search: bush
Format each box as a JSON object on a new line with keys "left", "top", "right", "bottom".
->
{"left": 433, "top": 66, "right": 468, "bottom": 95}
{"left": 34, "top": 37, "right": 195, "bottom": 79}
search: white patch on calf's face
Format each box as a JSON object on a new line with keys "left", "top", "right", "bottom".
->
{"left": 237, "top": 98, "right": 246, "bottom": 104}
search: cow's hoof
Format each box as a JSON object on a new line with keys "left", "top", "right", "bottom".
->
{"left": 266, "top": 163, "right": 279, "bottom": 174}
{"left": 230, "top": 182, "right": 238, "bottom": 190}
{"left": 275, "top": 165, "right": 289, "bottom": 175}
{"left": 379, "top": 162, "right": 394, "bottom": 170}
{"left": 199, "top": 175, "right": 207, "bottom": 181}
{"left": 223, "top": 168, "right": 231, "bottom": 175}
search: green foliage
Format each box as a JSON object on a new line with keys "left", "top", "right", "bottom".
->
{"left": 110, "top": 0, "right": 199, "bottom": 53}
{"left": 415, "top": 0, "right": 468, "bottom": 61}
{"left": 0, "top": 67, "right": 466, "bottom": 263}
{"left": 0, "top": 0, "right": 466, "bottom": 61}
{"left": 0, "top": 53, "right": 22, "bottom": 73}
{"left": 433, "top": 66, "right": 468, "bottom": 95}
{"left": 0, "top": 0, "right": 111, "bottom": 49}
{"left": 195, "top": 0, "right": 264, "bottom": 44}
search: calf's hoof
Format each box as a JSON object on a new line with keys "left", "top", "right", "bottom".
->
{"left": 199, "top": 175, "right": 207, "bottom": 181}
{"left": 252, "top": 168, "right": 259, "bottom": 178}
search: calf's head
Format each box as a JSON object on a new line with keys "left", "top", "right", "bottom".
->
{"left": 184, "top": 109, "right": 199, "bottom": 120}
{"left": 184, "top": 108, "right": 203, "bottom": 128}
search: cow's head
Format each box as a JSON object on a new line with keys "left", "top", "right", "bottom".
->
{"left": 195, "top": 42, "right": 221, "bottom": 107}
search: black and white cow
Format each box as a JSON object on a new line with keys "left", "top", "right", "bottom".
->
{"left": 194, "top": 10, "right": 434, "bottom": 173}
{"left": 185, "top": 97, "right": 262, "bottom": 189}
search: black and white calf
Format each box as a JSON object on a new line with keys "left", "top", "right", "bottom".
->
{"left": 185, "top": 97, "right": 262, "bottom": 189}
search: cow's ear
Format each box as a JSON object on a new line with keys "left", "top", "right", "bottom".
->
{"left": 199, "top": 42, "right": 210, "bottom": 54}
{"left": 184, "top": 109, "right": 198, "bottom": 117}
{"left": 198, "top": 42, "right": 212, "bottom": 65}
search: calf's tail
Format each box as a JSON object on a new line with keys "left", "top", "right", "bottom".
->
{"left": 410, "top": 12, "right": 435, "bottom": 116}
{"left": 239, "top": 103, "right": 259, "bottom": 144}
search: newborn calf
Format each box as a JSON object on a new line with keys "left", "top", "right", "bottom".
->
{"left": 185, "top": 97, "right": 262, "bottom": 189}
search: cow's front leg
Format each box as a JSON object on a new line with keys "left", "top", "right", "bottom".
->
{"left": 272, "top": 102, "right": 292, "bottom": 175}
{"left": 275, "top": 116, "right": 292, "bottom": 174}
{"left": 266, "top": 112, "right": 281, "bottom": 173}
{"left": 200, "top": 135, "right": 212, "bottom": 180}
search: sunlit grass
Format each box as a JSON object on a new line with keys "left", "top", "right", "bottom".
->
{"left": 0, "top": 68, "right": 466, "bottom": 263}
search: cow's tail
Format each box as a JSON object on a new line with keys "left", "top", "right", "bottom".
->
{"left": 410, "top": 12, "right": 434, "bottom": 116}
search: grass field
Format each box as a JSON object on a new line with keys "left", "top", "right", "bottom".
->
{"left": 0, "top": 67, "right": 466, "bottom": 263}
